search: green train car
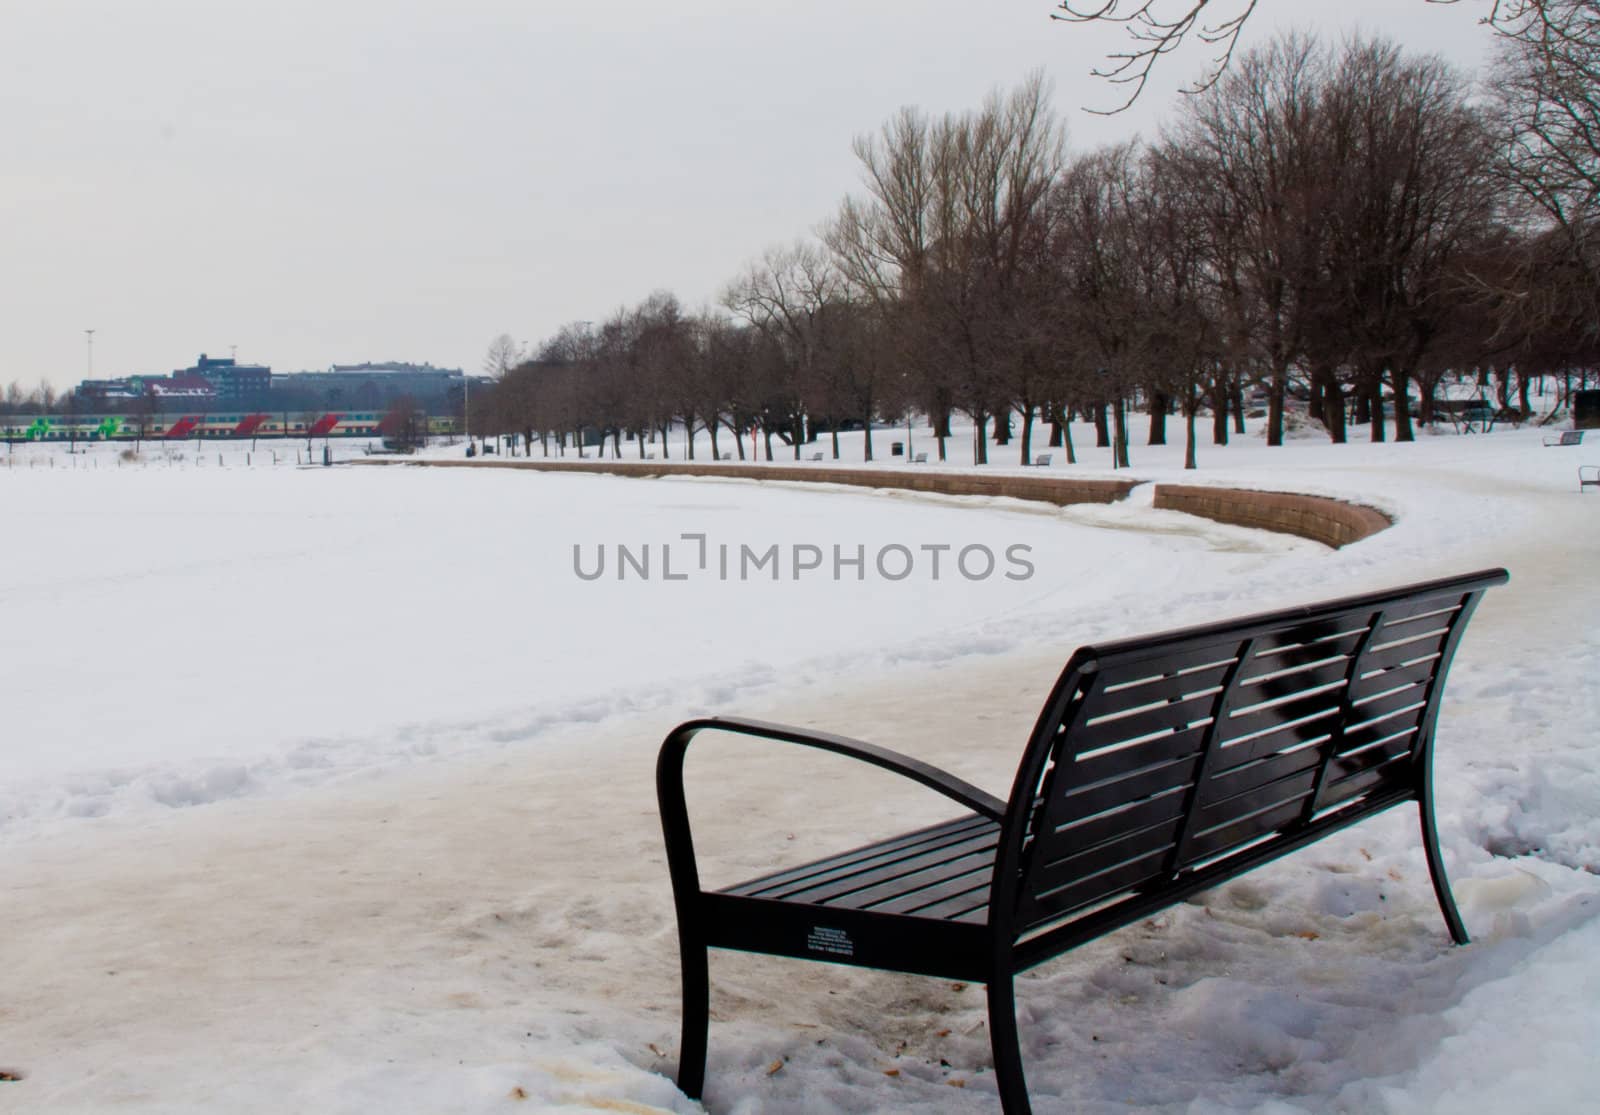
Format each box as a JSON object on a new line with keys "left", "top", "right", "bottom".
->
{"left": 1, "top": 412, "right": 464, "bottom": 441}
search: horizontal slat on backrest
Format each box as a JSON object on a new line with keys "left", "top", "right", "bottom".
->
{"left": 1027, "top": 815, "right": 1185, "bottom": 900}
{"left": 1006, "top": 572, "right": 1503, "bottom": 939}
{"left": 1018, "top": 846, "right": 1172, "bottom": 927}
{"left": 1236, "top": 626, "right": 1367, "bottom": 683}
{"left": 1071, "top": 726, "right": 1208, "bottom": 787}
{"left": 1080, "top": 660, "right": 1234, "bottom": 721}
{"left": 1053, "top": 753, "right": 1205, "bottom": 825}
{"left": 1049, "top": 789, "right": 1189, "bottom": 850}
{"left": 1074, "top": 691, "right": 1220, "bottom": 754}
{"left": 1350, "top": 656, "right": 1436, "bottom": 700}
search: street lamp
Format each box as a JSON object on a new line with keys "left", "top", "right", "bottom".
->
{"left": 85, "top": 329, "right": 95, "bottom": 377}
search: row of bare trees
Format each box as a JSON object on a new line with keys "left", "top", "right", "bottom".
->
{"left": 476, "top": 26, "right": 1596, "bottom": 468}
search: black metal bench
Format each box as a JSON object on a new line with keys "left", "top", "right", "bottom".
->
{"left": 657, "top": 569, "right": 1507, "bottom": 1113}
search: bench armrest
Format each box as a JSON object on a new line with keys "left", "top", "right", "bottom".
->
{"left": 660, "top": 715, "right": 1006, "bottom": 820}
{"left": 657, "top": 715, "right": 1007, "bottom": 899}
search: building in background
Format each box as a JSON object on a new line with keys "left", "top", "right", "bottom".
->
{"left": 184, "top": 354, "right": 271, "bottom": 401}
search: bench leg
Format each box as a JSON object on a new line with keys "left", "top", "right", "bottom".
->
{"left": 987, "top": 972, "right": 1033, "bottom": 1115}
{"left": 676, "top": 933, "right": 710, "bottom": 1098}
{"left": 1418, "top": 793, "right": 1470, "bottom": 946}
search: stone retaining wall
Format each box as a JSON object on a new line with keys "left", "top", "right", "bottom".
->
{"left": 373, "top": 459, "right": 1394, "bottom": 547}
{"left": 1152, "top": 484, "right": 1392, "bottom": 548}
{"left": 404, "top": 458, "right": 1139, "bottom": 506}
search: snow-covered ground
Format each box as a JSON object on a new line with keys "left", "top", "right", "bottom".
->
{"left": 2, "top": 415, "right": 1597, "bottom": 1113}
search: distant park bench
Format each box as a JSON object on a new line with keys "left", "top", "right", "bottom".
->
{"left": 1544, "top": 430, "right": 1585, "bottom": 447}
{"left": 810, "top": 451, "right": 823, "bottom": 461}
{"left": 1032, "top": 453, "right": 1052, "bottom": 466}
{"left": 1581, "top": 465, "right": 1599, "bottom": 493}
{"left": 657, "top": 569, "right": 1507, "bottom": 1113}
{"left": 912, "top": 451, "right": 928, "bottom": 464}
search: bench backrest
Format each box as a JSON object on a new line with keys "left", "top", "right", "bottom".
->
{"left": 994, "top": 569, "right": 1507, "bottom": 948}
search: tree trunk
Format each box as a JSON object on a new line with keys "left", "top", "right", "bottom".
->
{"left": 1211, "top": 375, "right": 1230, "bottom": 446}
{"left": 994, "top": 408, "right": 1011, "bottom": 446}
{"left": 1325, "top": 376, "right": 1347, "bottom": 444}
{"left": 1184, "top": 394, "right": 1198, "bottom": 470}
{"left": 1147, "top": 392, "right": 1168, "bottom": 445}
{"left": 1062, "top": 412, "right": 1076, "bottom": 464}
{"left": 1047, "top": 404, "right": 1064, "bottom": 448}
{"left": 1113, "top": 398, "right": 1130, "bottom": 469}
{"left": 973, "top": 410, "right": 988, "bottom": 465}
{"left": 1019, "top": 406, "right": 1035, "bottom": 465}
{"left": 1369, "top": 384, "right": 1386, "bottom": 443}
{"left": 1266, "top": 368, "right": 1286, "bottom": 446}
{"left": 1390, "top": 367, "right": 1415, "bottom": 442}
{"left": 862, "top": 408, "right": 874, "bottom": 462}
{"left": 1232, "top": 382, "right": 1247, "bottom": 436}
{"left": 1093, "top": 403, "right": 1110, "bottom": 448}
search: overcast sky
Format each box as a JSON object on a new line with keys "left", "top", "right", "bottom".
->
{"left": 3, "top": 1, "right": 1494, "bottom": 391}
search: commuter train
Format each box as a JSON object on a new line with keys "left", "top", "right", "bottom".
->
{"left": 0, "top": 412, "right": 462, "bottom": 442}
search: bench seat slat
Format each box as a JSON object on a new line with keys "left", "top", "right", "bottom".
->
{"left": 788, "top": 842, "right": 997, "bottom": 908}
{"left": 722, "top": 816, "right": 992, "bottom": 898}
{"left": 866, "top": 868, "right": 993, "bottom": 916}
{"left": 720, "top": 817, "right": 1001, "bottom": 924}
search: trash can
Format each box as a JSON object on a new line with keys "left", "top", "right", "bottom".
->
{"left": 891, "top": 441, "right": 904, "bottom": 456}
{"left": 466, "top": 444, "right": 475, "bottom": 458}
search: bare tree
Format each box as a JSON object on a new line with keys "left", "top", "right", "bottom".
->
{"left": 1051, "top": 1, "right": 1584, "bottom": 111}
{"left": 483, "top": 333, "right": 522, "bottom": 379}
{"left": 724, "top": 241, "right": 839, "bottom": 457}
{"left": 1492, "top": 0, "right": 1600, "bottom": 278}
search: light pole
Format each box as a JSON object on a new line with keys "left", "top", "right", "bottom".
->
{"left": 85, "top": 329, "right": 95, "bottom": 377}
